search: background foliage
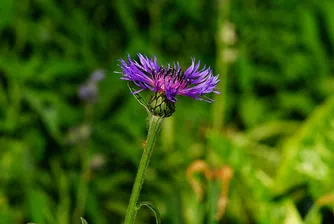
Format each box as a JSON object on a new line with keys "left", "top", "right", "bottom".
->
{"left": 0, "top": 0, "right": 333, "bottom": 223}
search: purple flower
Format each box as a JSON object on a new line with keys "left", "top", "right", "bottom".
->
{"left": 90, "top": 69, "right": 105, "bottom": 82}
{"left": 78, "top": 69, "right": 105, "bottom": 103}
{"left": 119, "top": 54, "right": 220, "bottom": 103}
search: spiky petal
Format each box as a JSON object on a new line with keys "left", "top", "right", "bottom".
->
{"left": 119, "top": 53, "right": 220, "bottom": 102}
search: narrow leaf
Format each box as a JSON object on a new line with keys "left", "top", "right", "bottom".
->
{"left": 137, "top": 201, "right": 161, "bottom": 224}
{"left": 80, "top": 217, "right": 88, "bottom": 224}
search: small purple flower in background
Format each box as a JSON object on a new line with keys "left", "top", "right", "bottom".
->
{"left": 78, "top": 69, "right": 105, "bottom": 103}
{"left": 90, "top": 69, "right": 105, "bottom": 82}
{"left": 119, "top": 54, "right": 219, "bottom": 103}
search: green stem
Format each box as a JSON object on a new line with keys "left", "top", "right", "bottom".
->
{"left": 124, "top": 115, "right": 164, "bottom": 224}
{"left": 212, "top": 0, "right": 231, "bottom": 132}
{"left": 73, "top": 103, "right": 93, "bottom": 223}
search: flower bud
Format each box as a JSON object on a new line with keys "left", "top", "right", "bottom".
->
{"left": 148, "top": 92, "right": 175, "bottom": 117}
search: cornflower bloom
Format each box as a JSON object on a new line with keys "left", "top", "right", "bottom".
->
{"left": 119, "top": 53, "right": 220, "bottom": 117}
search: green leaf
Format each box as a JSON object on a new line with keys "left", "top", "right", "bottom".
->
{"left": 304, "top": 205, "right": 322, "bottom": 224}
{"left": 282, "top": 200, "right": 303, "bottom": 224}
{"left": 26, "top": 189, "right": 52, "bottom": 224}
{"left": 127, "top": 82, "right": 149, "bottom": 113}
{"left": 275, "top": 96, "right": 334, "bottom": 199}
{"left": 80, "top": 217, "right": 88, "bottom": 224}
{"left": 136, "top": 201, "right": 161, "bottom": 224}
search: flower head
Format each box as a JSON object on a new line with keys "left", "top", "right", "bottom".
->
{"left": 78, "top": 69, "right": 105, "bottom": 103}
{"left": 119, "top": 54, "right": 220, "bottom": 103}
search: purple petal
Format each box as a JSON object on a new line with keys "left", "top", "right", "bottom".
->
{"left": 118, "top": 54, "right": 220, "bottom": 103}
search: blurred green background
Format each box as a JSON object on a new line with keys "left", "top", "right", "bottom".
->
{"left": 0, "top": 0, "right": 333, "bottom": 223}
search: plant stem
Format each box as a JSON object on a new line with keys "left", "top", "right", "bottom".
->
{"left": 212, "top": 0, "right": 231, "bottom": 132}
{"left": 124, "top": 115, "right": 163, "bottom": 224}
{"left": 73, "top": 103, "right": 93, "bottom": 224}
